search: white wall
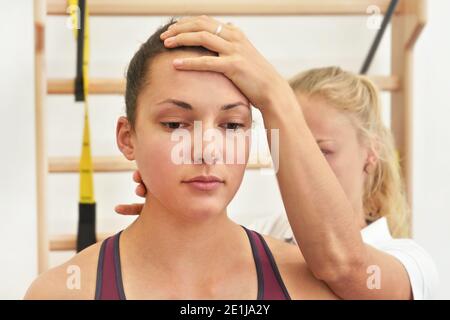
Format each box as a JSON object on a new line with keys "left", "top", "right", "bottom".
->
{"left": 413, "top": 0, "right": 450, "bottom": 300}
{"left": 0, "top": 0, "right": 448, "bottom": 299}
{"left": 0, "top": 1, "right": 37, "bottom": 299}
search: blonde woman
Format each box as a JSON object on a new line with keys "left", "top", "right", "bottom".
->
{"left": 116, "top": 16, "right": 438, "bottom": 299}
{"left": 249, "top": 66, "right": 439, "bottom": 299}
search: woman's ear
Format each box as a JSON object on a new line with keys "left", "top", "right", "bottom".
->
{"left": 116, "top": 116, "right": 135, "bottom": 161}
{"left": 364, "top": 142, "right": 379, "bottom": 174}
{"left": 364, "top": 159, "right": 376, "bottom": 174}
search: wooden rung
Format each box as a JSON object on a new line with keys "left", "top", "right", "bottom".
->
{"left": 49, "top": 156, "right": 273, "bottom": 173}
{"left": 48, "top": 78, "right": 125, "bottom": 95}
{"left": 47, "top": 0, "right": 401, "bottom": 16}
{"left": 369, "top": 76, "right": 400, "bottom": 92}
{"left": 49, "top": 156, "right": 136, "bottom": 172}
{"left": 50, "top": 233, "right": 111, "bottom": 251}
{"left": 48, "top": 76, "right": 399, "bottom": 94}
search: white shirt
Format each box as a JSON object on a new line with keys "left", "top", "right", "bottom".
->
{"left": 248, "top": 214, "right": 439, "bottom": 299}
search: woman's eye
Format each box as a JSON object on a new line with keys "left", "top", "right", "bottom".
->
{"left": 161, "top": 122, "right": 186, "bottom": 129}
{"left": 223, "top": 123, "right": 245, "bottom": 130}
{"left": 321, "top": 149, "right": 333, "bottom": 156}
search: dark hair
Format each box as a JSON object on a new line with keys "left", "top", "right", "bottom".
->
{"left": 125, "top": 18, "right": 217, "bottom": 130}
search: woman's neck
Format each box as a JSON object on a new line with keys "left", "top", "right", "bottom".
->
{"left": 120, "top": 194, "right": 246, "bottom": 280}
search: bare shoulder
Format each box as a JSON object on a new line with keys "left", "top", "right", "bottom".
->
{"left": 262, "top": 235, "right": 339, "bottom": 300}
{"left": 24, "top": 241, "right": 103, "bottom": 300}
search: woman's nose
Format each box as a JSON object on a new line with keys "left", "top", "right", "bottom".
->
{"left": 190, "top": 120, "right": 224, "bottom": 165}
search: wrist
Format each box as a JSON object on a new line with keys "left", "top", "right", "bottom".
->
{"left": 259, "top": 80, "right": 305, "bottom": 125}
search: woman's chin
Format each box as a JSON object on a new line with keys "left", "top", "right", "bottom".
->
{"left": 178, "top": 203, "right": 227, "bottom": 221}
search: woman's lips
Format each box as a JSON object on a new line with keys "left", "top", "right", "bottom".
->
{"left": 182, "top": 175, "right": 224, "bottom": 191}
{"left": 184, "top": 181, "right": 223, "bottom": 191}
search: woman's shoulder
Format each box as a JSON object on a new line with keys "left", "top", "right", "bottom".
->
{"left": 24, "top": 241, "right": 103, "bottom": 300}
{"left": 261, "top": 234, "right": 339, "bottom": 300}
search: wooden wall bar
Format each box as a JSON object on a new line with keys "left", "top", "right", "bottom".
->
{"left": 47, "top": 76, "right": 400, "bottom": 95}
{"left": 47, "top": 0, "right": 401, "bottom": 16}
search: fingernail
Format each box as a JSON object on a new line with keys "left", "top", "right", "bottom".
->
{"left": 164, "top": 37, "right": 174, "bottom": 45}
{"left": 173, "top": 59, "right": 183, "bottom": 66}
{"left": 160, "top": 31, "right": 168, "bottom": 39}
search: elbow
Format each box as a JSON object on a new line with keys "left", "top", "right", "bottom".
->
{"left": 311, "top": 251, "right": 367, "bottom": 285}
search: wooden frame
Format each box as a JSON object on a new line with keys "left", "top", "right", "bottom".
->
{"left": 391, "top": 0, "right": 427, "bottom": 234}
{"left": 48, "top": 156, "right": 272, "bottom": 173}
{"left": 46, "top": 0, "right": 401, "bottom": 16}
{"left": 34, "top": 0, "right": 426, "bottom": 271}
{"left": 34, "top": 0, "right": 50, "bottom": 273}
{"left": 47, "top": 76, "right": 400, "bottom": 94}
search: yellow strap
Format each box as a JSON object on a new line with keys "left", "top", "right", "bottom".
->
{"left": 69, "top": 0, "right": 94, "bottom": 204}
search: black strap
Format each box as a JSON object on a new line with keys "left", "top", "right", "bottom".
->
{"left": 75, "top": 0, "right": 86, "bottom": 101}
{"left": 360, "top": 0, "right": 399, "bottom": 74}
{"left": 77, "top": 203, "right": 97, "bottom": 252}
{"left": 74, "top": 0, "right": 96, "bottom": 252}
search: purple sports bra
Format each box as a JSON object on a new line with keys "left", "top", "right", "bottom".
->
{"left": 95, "top": 225, "right": 291, "bottom": 300}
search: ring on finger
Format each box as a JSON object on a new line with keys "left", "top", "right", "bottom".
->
{"left": 214, "top": 23, "right": 223, "bottom": 36}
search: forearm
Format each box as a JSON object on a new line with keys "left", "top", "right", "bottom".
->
{"left": 259, "top": 83, "right": 413, "bottom": 299}
{"left": 260, "top": 82, "right": 367, "bottom": 281}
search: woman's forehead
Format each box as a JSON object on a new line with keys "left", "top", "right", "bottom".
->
{"left": 144, "top": 52, "right": 249, "bottom": 105}
{"left": 298, "top": 94, "right": 356, "bottom": 140}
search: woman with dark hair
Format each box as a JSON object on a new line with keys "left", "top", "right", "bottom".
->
{"left": 24, "top": 18, "right": 337, "bottom": 300}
